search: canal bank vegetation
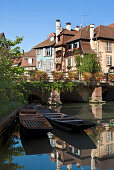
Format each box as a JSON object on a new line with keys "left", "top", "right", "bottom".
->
{"left": 0, "top": 36, "right": 27, "bottom": 120}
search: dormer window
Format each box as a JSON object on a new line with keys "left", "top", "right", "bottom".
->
{"left": 50, "top": 36, "right": 54, "bottom": 41}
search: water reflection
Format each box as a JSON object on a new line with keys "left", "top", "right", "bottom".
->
{"left": 20, "top": 132, "right": 52, "bottom": 155}
{"left": 0, "top": 103, "right": 114, "bottom": 170}
{"left": 0, "top": 124, "right": 25, "bottom": 169}
{"left": 48, "top": 127, "right": 97, "bottom": 170}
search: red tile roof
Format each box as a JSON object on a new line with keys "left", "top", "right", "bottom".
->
{"left": 24, "top": 49, "right": 36, "bottom": 57}
{"left": 33, "top": 37, "right": 56, "bottom": 49}
{"left": 60, "top": 29, "right": 77, "bottom": 35}
{"left": 54, "top": 29, "right": 77, "bottom": 47}
{"left": 49, "top": 32, "right": 56, "bottom": 37}
{"left": 13, "top": 57, "right": 22, "bottom": 64}
{"left": 94, "top": 25, "right": 114, "bottom": 39}
{"left": 108, "top": 23, "right": 114, "bottom": 27}
{"left": 21, "top": 49, "right": 36, "bottom": 67}
{"left": 65, "top": 26, "right": 90, "bottom": 44}
{"left": 80, "top": 41, "right": 92, "bottom": 54}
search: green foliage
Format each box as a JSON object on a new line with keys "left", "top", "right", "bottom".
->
{"left": 74, "top": 55, "right": 82, "bottom": 73}
{"left": 0, "top": 36, "right": 25, "bottom": 120}
{"left": 68, "top": 72, "right": 79, "bottom": 80}
{"left": 79, "top": 53, "right": 100, "bottom": 74}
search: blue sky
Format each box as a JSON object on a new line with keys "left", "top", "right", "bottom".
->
{"left": 0, "top": 0, "right": 114, "bottom": 52}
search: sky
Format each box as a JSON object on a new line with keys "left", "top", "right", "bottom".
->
{"left": 0, "top": 0, "right": 114, "bottom": 52}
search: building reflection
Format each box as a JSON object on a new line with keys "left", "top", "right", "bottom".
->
{"left": 48, "top": 122, "right": 114, "bottom": 170}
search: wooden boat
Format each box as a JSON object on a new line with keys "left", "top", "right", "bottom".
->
{"left": 41, "top": 112, "right": 96, "bottom": 131}
{"left": 19, "top": 109, "right": 53, "bottom": 135}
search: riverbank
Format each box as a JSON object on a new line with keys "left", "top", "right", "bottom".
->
{"left": 0, "top": 105, "right": 25, "bottom": 136}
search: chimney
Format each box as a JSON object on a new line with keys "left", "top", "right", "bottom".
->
{"left": 90, "top": 24, "right": 94, "bottom": 39}
{"left": 56, "top": 19, "right": 61, "bottom": 43}
{"left": 66, "top": 22, "right": 71, "bottom": 31}
{"left": 75, "top": 25, "right": 79, "bottom": 31}
{"left": 90, "top": 24, "right": 94, "bottom": 49}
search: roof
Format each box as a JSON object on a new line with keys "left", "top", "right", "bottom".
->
{"left": 94, "top": 25, "right": 114, "bottom": 40}
{"left": 65, "top": 24, "right": 114, "bottom": 43}
{"left": 59, "top": 29, "right": 77, "bottom": 36}
{"left": 33, "top": 37, "right": 56, "bottom": 49}
{"left": 13, "top": 57, "right": 22, "bottom": 64}
{"left": 54, "top": 29, "right": 77, "bottom": 47}
{"left": 24, "top": 49, "right": 36, "bottom": 58}
{"left": 80, "top": 41, "right": 92, "bottom": 54}
{"left": 108, "top": 23, "right": 114, "bottom": 27}
{"left": 65, "top": 26, "right": 90, "bottom": 44}
{"left": 21, "top": 49, "right": 36, "bottom": 67}
{"left": 49, "top": 32, "right": 56, "bottom": 37}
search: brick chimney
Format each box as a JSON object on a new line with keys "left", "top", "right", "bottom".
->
{"left": 90, "top": 24, "right": 94, "bottom": 50}
{"left": 66, "top": 22, "right": 71, "bottom": 31}
{"left": 56, "top": 19, "right": 61, "bottom": 43}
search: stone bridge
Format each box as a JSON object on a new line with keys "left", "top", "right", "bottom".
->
{"left": 28, "top": 83, "right": 114, "bottom": 105}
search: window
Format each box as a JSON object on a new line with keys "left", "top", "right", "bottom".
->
{"left": 24, "top": 57, "right": 27, "bottom": 61}
{"left": 28, "top": 58, "right": 33, "bottom": 65}
{"left": 107, "top": 145, "right": 113, "bottom": 155}
{"left": 107, "top": 132, "right": 113, "bottom": 142}
{"left": 69, "top": 43, "right": 73, "bottom": 50}
{"left": 106, "top": 42, "right": 112, "bottom": 52}
{"left": 47, "top": 48, "right": 50, "bottom": 56}
{"left": 50, "top": 36, "right": 54, "bottom": 41}
{"left": 74, "top": 42, "right": 79, "bottom": 48}
{"left": 106, "top": 55, "right": 112, "bottom": 66}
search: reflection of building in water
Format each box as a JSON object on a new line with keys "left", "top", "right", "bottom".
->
{"left": 48, "top": 132, "right": 92, "bottom": 170}
{"left": 48, "top": 124, "right": 114, "bottom": 170}
{"left": 87, "top": 122, "right": 114, "bottom": 170}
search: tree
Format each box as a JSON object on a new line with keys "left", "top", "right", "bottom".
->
{"left": 75, "top": 52, "right": 100, "bottom": 74}
{"left": 0, "top": 36, "right": 25, "bottom": 119}
{"left": 79, "top": 53, "right": 100, "bottom": 74}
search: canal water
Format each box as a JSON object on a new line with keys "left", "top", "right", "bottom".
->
{"left": 0, "top": 102, "right": 114, "bottom": 170}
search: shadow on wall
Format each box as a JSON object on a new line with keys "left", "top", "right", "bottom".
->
{"left": 60, "top": 91, "right": 84, "bottom": 103}
{"left": 60, "top": 87, "right": 93, "bottom": 103}
{"left": 102, "top": 87, "right": 114, "bottom": 101}
{"left": 28, "top": 94, "right": 42, "bottom": 104}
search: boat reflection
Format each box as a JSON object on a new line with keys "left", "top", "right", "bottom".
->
{"left": 20, "top": 131, "right": 52, "bottom": 155}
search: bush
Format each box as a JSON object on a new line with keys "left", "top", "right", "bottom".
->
{"left": 68, "top": 72, "right": 79, "bottom": 80}
{"left": 82, "top": 72, "right": 92, "bottom": 82}
{"left": 94, "top": 72, "right": 105, "bottom": 82}
{"left": 51, "top": 71, "right": 64, "bottom": 82}
{"left": 108, "top": 73, "right": 114, "bottom": 81}
{"left": 33, "top": 71, "right": 49, "bottom": 81}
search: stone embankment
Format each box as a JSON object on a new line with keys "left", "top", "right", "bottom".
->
{"left": 0, "top": 105, "right": 25, "bottom": 136}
